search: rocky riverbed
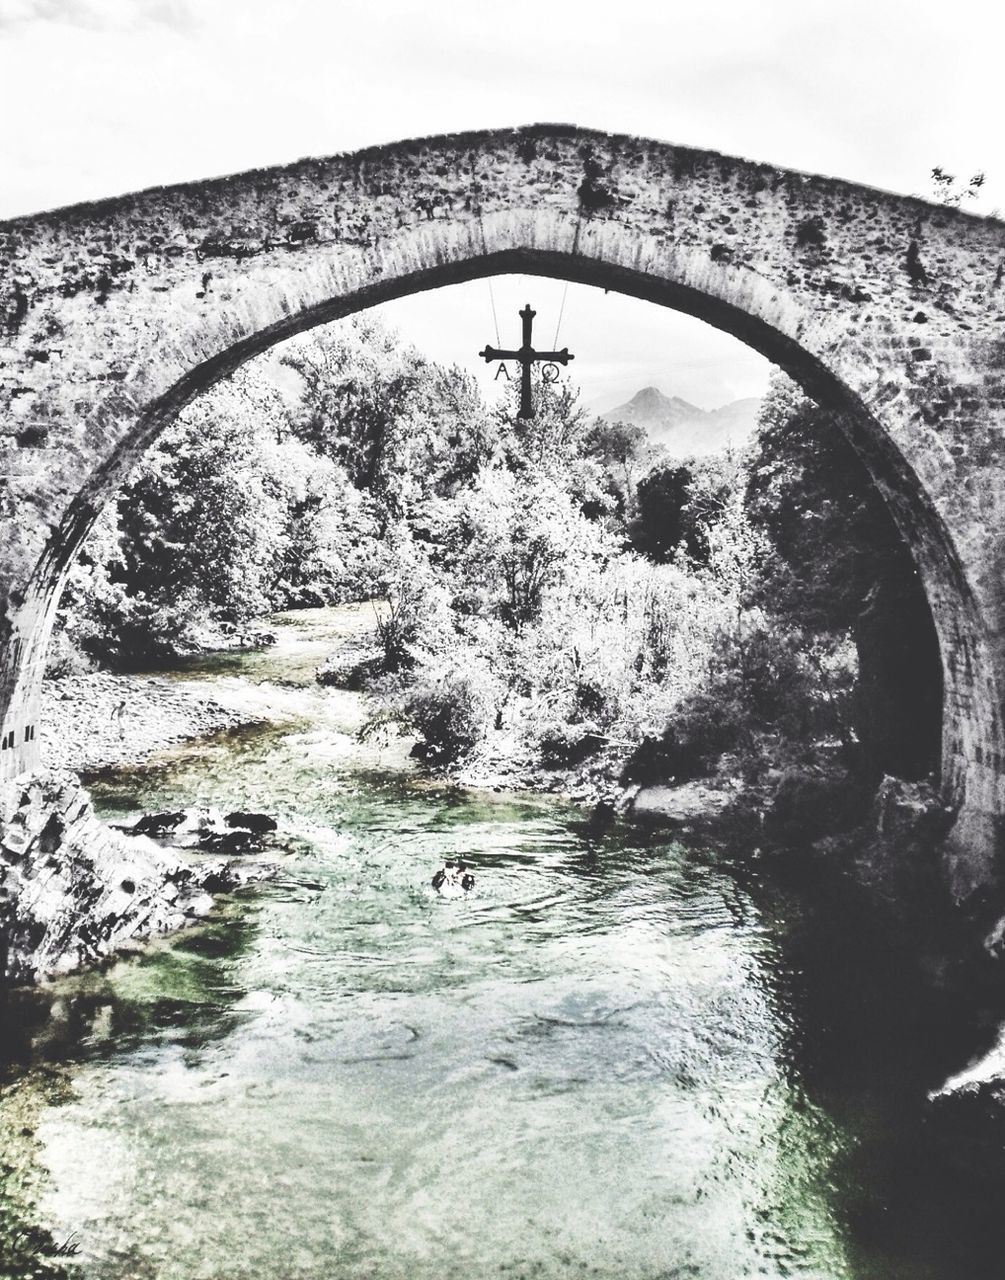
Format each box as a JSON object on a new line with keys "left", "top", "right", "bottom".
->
{"left": 40, "top": 671, "right": 258, "bottom": 774}
{"left": 0, "top": 666, "right": 292, "bottom": 988}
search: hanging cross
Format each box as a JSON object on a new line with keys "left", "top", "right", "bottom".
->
{"left": 479, "top": 304, "right": 574, "bottom": 419}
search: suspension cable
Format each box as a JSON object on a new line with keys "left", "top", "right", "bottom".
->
{"left": 488, "top": 279, "right": 501, "bottom": 346}
{"left": 552, "top": 281, "right": 569, "bottom": 348}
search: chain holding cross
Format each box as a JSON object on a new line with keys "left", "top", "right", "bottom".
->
{"left": 479, "top": 304, "right": 574, "bottom": 419}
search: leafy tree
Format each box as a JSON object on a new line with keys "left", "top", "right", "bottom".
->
{"left": 745, "top": 374, "right": 902, "bottom": 631}
{"left": 745, "top": 373, "right": 942, "bottom": 781}
{"left": 54, "top": 352, "right": 386, "bottom": 665}
{"left": 580, "top": 418, "right": 648, "bottom": 515}
{"left": 628, "top": 454, "right": 735, "bottom": 565}
{"left": 280, "top": 319, "right": 414, "bottom": 493}
{"left": 281, "top": 319, "right": 496, "bottom": 521}
{"left": 629, "top": 464, "right": 694, "bottom": 561}
{"left": 492, "top": 372, "right": 588, "bottom": 469}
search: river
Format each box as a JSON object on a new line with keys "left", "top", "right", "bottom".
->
{"left": 1, "top": 607, "right": 1003, "bottom": 1280}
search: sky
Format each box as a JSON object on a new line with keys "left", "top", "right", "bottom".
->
{"left": 2, "top": 0, "right": 1001, "bottom": 410}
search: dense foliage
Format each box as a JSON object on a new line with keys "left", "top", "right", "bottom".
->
{"left": 50, "top": 325, "right": 481, "bottom": 668}
{"left": 744, "top": 376, "right": 941, "bottom": 780}
{"left": 53, "top": 318, "right": 938, "bottom": 794}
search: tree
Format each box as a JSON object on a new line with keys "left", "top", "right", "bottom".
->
{"left": 281, "top": 319, "right": 497, "bottom": 518}
{"left": 745, "top": 373, "right": 942, "bottom": 781}
{"left": 281, "top": 319, "right": 424, "bottom": 496}
{"left": 581, "top": 418, "right": 648, "bottom": 514}
{"left": 628, "top": 454, "right": 734, "bottom": 565}
{"left": 745, "top": 374, "right": 897, "bottom": 631}
{"left": 492, "top": 370, "right": 590, "bottom": 472}
{"left": 53, "top": 352, "right": 387, "bottom": 665}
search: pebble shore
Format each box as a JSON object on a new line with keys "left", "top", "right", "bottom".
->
{"left": 40, "top": 671, "right": 255, "bottom": 773}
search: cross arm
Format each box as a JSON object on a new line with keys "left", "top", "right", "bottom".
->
{"left": 532, "top": 348, "right": 575, "bottom": 365}
{"left": 479, "top": 345, "right": 521, "bottom": 362}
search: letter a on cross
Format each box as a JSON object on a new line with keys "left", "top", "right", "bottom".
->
{"left": 479, "top": 304, "right": 574, "bottom": 418}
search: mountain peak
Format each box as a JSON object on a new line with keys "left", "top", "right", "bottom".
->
{"left": 627, "top": 386, "right": 699, "bottom": 413}
{"left": 603, "top": 386, "right": 702, "bottom": 429}
{"left": 600, "top": 386, "right": 762, "bottom": 458}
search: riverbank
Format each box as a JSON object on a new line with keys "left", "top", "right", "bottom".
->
{"left": 40, "top": 671, "right": 267, "bottom": 774}
{"left": 0, "top": 771, "right": 274, "bottom": 985}
{"left": 313, "top": 611, "right": 870, "bottom": 838}
{"left": 40, "top": 604, "right": 395, "bottom": 775}
{"left": 4, "top": 663, "right": 295, "bottom": 988}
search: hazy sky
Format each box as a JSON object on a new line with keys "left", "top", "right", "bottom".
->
{"left": 2, "top": 0, "right": 1000, "bottom": 409}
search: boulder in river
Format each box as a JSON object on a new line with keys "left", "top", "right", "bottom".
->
{"left": 0, "top": 771, "right": 274, "bottom": 986}
{"left": 199, "top": 829, "right": 264, "bottom": 855}
{"left": 315, "top": 646, "right": 384, "bottom": 690}
{"left": 226, "top": 811, "right": 278, "bottom": 834}
{"left": 925, "top": 1071, "right": 1005, "bottom": 1174}
{"left": 120, "top": 806, "right": 280, "bottom": 855}
{"left": 630, "top": 780, "right": 734, "bottom": 827}
{"left": 131, "top": 810, "right": 188, "bottom": 836}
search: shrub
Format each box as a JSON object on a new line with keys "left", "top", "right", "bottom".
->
{"left": 623, "top": 685, "right": 747, "bottom": 784}
{"left": 404, "top": 668, "right": 487, "bottom": 764}
{"left": 43, "top": 626, "right": 94, "bottom": 679}
{"left": 537, "top": 723, "right": 609, "bottom": 768}
{"left": 623, "top": 618, "right": 857, "bottom": 786}
{"left": 373, "top": 533, "right": 453, "bottom": 672}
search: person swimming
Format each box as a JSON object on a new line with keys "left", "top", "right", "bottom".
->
{"left": 431, "top": 859, "right": 475, "bottom": 894}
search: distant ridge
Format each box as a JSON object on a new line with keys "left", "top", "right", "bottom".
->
{"left": 599, "top": 386, "right": 761, "bottom": 457}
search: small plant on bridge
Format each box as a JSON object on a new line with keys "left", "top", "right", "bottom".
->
{"left": 930, "top": 166, "right": 986, "bottom": 207}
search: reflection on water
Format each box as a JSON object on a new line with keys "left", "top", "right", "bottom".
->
{"left": 2, "top": 609, "right": 1003, "bottom": 1279}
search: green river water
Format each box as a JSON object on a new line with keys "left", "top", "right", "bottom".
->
{"left": 1, "top": 608, "right": 1003, "bottom": 1280}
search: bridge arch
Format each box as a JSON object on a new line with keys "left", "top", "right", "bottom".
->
{"left": 2, "top": 125, "right": 1004, "bottom": 900}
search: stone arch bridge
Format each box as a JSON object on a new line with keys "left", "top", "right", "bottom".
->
{"left": 2, "top": 125, "right": 1004, "bottom": 902}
